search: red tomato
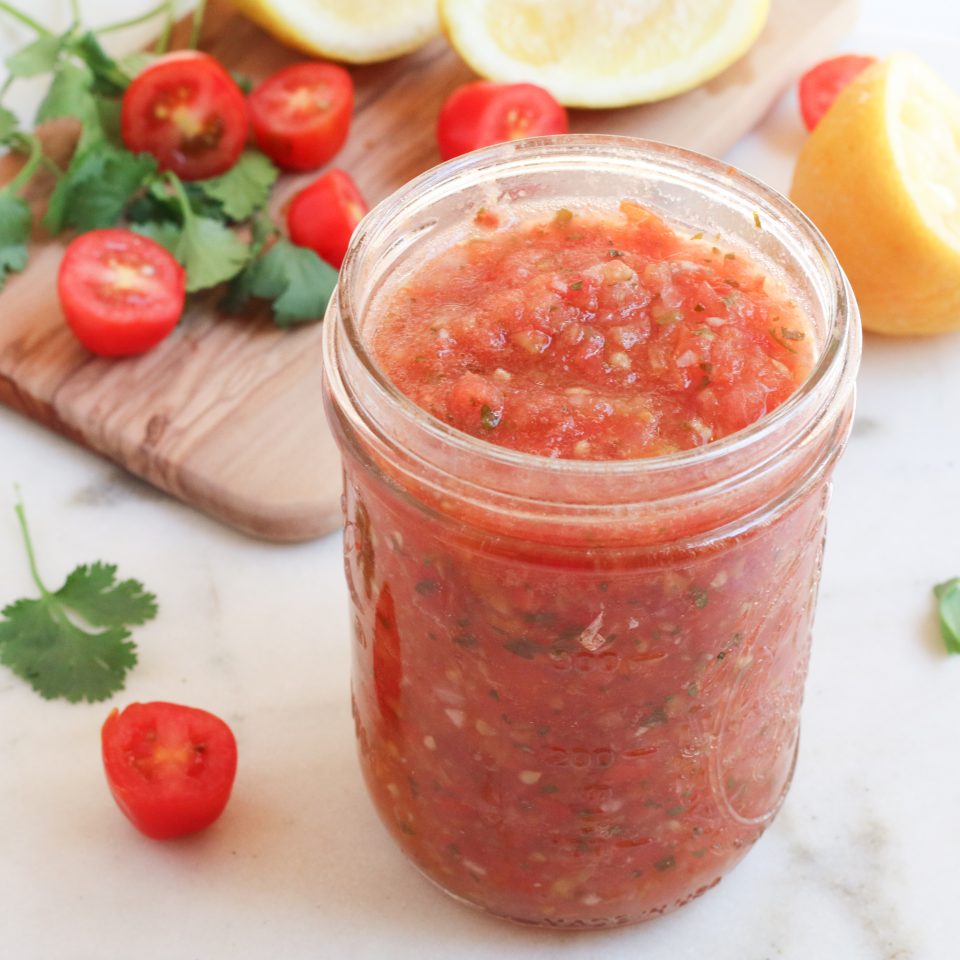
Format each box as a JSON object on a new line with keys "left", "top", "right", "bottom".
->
{"left": 436, "top": 81, "right": 569, "bottom": 161}
{"left": 798, "top": 54, "right": 876, "bottom": 131}
{"left": 102, "top": 702, "right": 238, "bottom": 841}
{"left": 249, "top": 62, "right": 354, "bottom": 171}
{"left": 287, "top": 169, "right": 369, "bottom": 269}
{"left": 58, "top": 229, "right": 186, "bottom": 357}
{"left": 121, "top": 51, "right": 249, "bottom": 180}
{"left": 373, "top": 584, "right": 402, "bottom": 727}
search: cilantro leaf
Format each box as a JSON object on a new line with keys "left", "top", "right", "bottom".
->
{"left": 132, "top": 219, "right": 181, "bottom": 254}
{"left": 230, "top": 70, "right": 254, "bottom": 95}
{"left": 152, "top": 173, "right": 251, "bottom": 292}
{"left": 118, "top": 52, "right": 155, "bottom": 78}
{"left": 249, "top": 240, "right": 338, "bottom": 327}
{"left": 0, "top": 192, "right": 32, "bottom": 291}
{"left": 0, "top": 499, "right": 157, "bottom": 703}
{"left": 44, "top": 143, "right": 156, "bottom": 234}
{"left": 0, "top": 598, "right": 137, "bottom": 703}
{"left": 0, "top": 105, "right": 20, "bottom": 141}
{"left": 196, "top": 151, "right": 279, "bottom": 222}
{"left": 36, "top": 63, "right": 102, "bottom": 148}
{"left": 221, "top": 212, "right": 277, "bottom": 312}
{"left": 70, "top": 32, "right": 131, "bottom": 96}
{"left": 56, "top": 562, "right": 157, "bottom": 628}
{"left": 934, "top": 578, "right": 960, "bottom": 655}
{"left": 4, "top": 34, "right": 62, "bottom": 78}
{"left": 179, "top": 216, "right": 250, "bottom": 292}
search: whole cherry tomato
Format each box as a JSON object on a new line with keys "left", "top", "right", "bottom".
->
{"left": 121, "top": 52, "right": 249, "bottom": 180}
{"left": 58, "top": 229, "right": 186, "bottom": 357}
{"left": 249, "top": 61, "right": 354, "bottom": 171}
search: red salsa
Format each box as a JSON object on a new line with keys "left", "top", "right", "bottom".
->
{"left": 343, "top": 201, "right": 824, "bottom": 926}
{"left": 372, "top": 202, "right": 813, "bottom": 459}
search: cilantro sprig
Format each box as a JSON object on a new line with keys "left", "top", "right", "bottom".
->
{"left": 139, "top": 172, "right": 253, "bottom": 292}
{"left": 0, "top": 0, "right": 333, "bottom": 326}
{"left": 933, "top": 578, "right": 960, "bottom": 655}
{"left": 225, "top": 215, "right": 338, "bottom": 326}
{"left": 0, "top": 496, "right": 158, "bottom": 702}
{"left": 0, "top": 116, "right": 46, "bottom": 290}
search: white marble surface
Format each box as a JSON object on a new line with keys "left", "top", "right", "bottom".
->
{"left": 2, "top": 2, "right": 959, "bottom": 958}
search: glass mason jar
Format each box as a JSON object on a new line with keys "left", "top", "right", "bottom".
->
{"left": 323, "top": 136, "right": 861, "bottom": 929}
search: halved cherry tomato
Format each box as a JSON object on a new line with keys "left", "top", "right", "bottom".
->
{"left": 436, "top": 81, "right": 569, "bottom": 161}
{"left": 249, "top": 62, "right": 354, "bottom": 171}
{"left": 58, "top": 229, "right": 186, "bottom": 357}
{"left": 102, "top": 701, "right": 238, "bottom": 841}
{"left": 287, "top": 169, "right": 369, "bottom": 269}
{"left": 121, "top": 51, "right": 249, "bottom": 180}
{"left": 798, "top": 54, "right": 876, "bottom": 131}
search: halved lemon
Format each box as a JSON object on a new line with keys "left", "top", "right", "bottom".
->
{"left": 439, "top": 0, "right": 770, "bottom": 108}
{"left": 229, "top": 0, "right": 440, "bottom": 64}
{"left": 790, "top": 54, "right": 960, "bottom": 336}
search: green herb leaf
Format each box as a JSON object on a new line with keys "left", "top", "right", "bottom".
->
{"left": 933, "top": 578, "right": 960, "bottom": 655}
{"left": 0, "top": 192, "right": 32, "bottom": 291}
{"left": 36, "top": 63, "right": 102, "bottom": 148}
{"left": 118, "top": 52, "right": 155, "bottom": 78}
{"left": 0, "top": 105, "right": 18, "bottom": 141}
{"left": 70, "top": 31, "right": 131, "bottom": 96}
{"left": 44, "top": 143, "right": 156, "bottom": 234}
{"left": 0, "top": 499, "right": 157, "bottom": 703}
{"left": 55, "top": 562, "right": 157, "bottom": 628}
{"left": 151, "top": 173, "right": 252, "bottom": 292}
{"left": 5, "top": 34, "right": 62, "bottom": 78}
{"left": 0, "top": 598, "right": 138, "bottom": 703}
{"left": 131, "top": 218, "right": 181, "bottom": 254}
{"left": 248, "top": 239, "right": 337, "bottom": 327}
{"left": 196, "top": 151, "right": 278, "bottom": 222}
{"left": 221, "top": 212, "right": 277, "bottom": 312}
{"left": 178, "top": 215, "right": 250, "bottom": 292}
{"left": 480, "top": 404, "right": 502, "bottom": 429}
{"left": 230, "top": 70, "right": 254, "bottom": 95}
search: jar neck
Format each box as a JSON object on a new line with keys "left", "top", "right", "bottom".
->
{"left": 323, "top": 136, "right": 861, "bottom": 548}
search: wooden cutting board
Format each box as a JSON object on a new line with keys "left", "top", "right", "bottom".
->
{"left": 0, "top": 0, "right": 858, "bottom": 542}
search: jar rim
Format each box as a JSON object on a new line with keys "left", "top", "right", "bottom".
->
{"left": 330, "top": 134, "right": 856, "bottom": 484}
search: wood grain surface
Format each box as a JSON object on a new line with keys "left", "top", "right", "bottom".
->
{"left": 0, "top": 0, "right": 858, "bottom": 542}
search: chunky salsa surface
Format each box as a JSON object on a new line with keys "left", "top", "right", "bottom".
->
{"left": 345, "top": 201, "right": 825, "bottom": 927}
{"left": 371, "top": 202, "right": 813, "bottom": 459}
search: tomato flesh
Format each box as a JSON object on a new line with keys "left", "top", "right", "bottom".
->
{"left": 102, "top": 701, "right": 238, "bottom": 840}
{"left": 287, "top": 168, "right": 369, "bottom": 269}
{"left": 249, "top": 62, "right": 354, "bottom": 171}
{"left": 798, "top": 54, "right": 876, "bottom": 131}
{"left": 58, "top": 229, "right": 186, "bottom": 357}
{"left": 436, "top": 81, "right": 569, "bottom": 161}
{"left": 121, "top": 52, "right": 249, "bottom": 180}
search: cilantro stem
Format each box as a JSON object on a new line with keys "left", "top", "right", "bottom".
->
{"left": 69, "top": 0, "right": 81, "bottom": 24}
{"left": 189, "top": 0, "right": 207, "bottom": 49}
{"left": 155, "top": 0, "right": 174, "bottom": 54}
{"left": 165, "top": 169, "right": 192, "bottom": 217}
{"left": 6, "top": 132, "right": 43, "bottom": 193}
{"left": 0, "top": 0, "right": 53, "bottom": 35}
{"left": 97, "top": 1, "right": 171, "bottom": 36}
{"left": 13, "top": 496, "right": 50, "bottom": 598}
